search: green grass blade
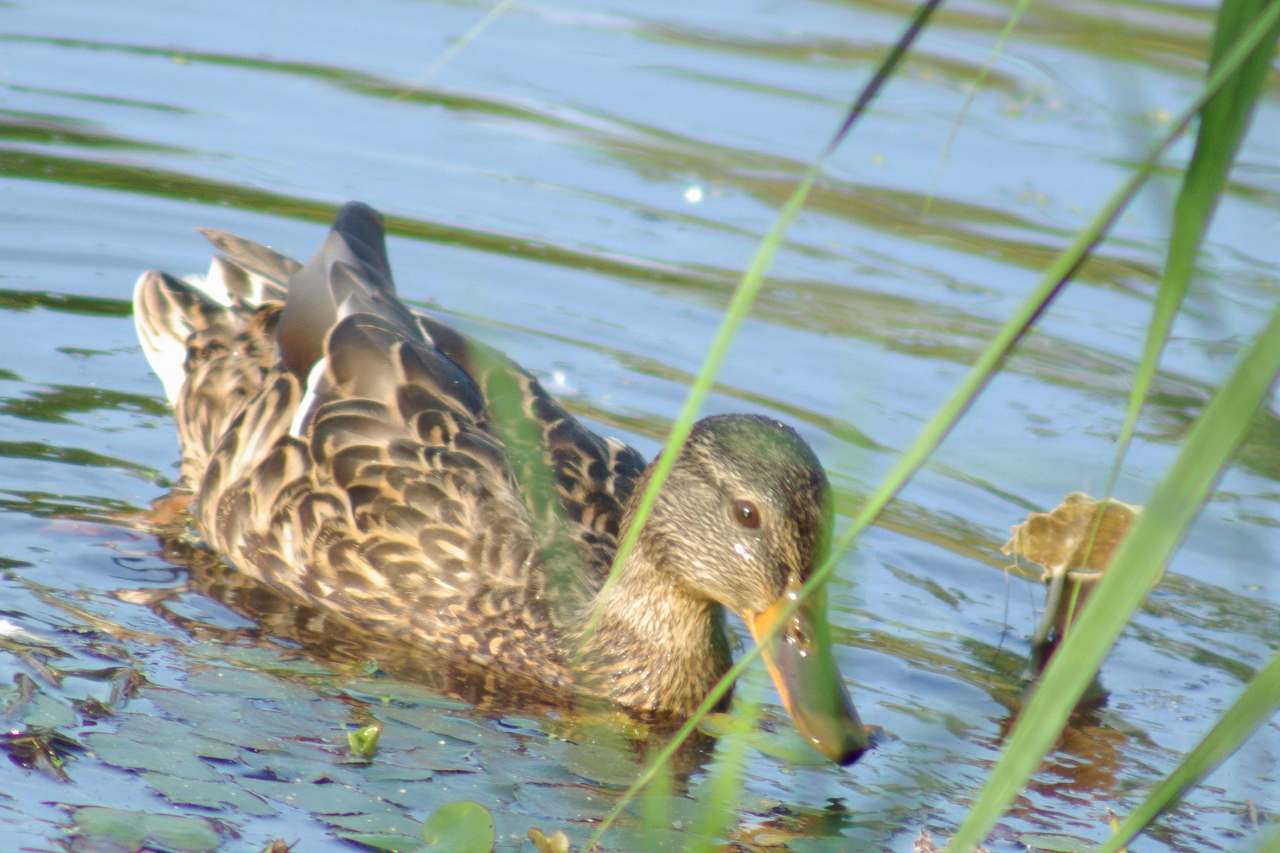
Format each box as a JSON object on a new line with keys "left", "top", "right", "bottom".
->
{"left": 639, "top": 747, "right": 673, "bottom": 850}
{"left": 1098, "top": 652, "right": 1280, "bottom": 853}
{"left": 590, "top": 2, "right": 1280, "bottom": 846}
{"left": 687, "top": 703, "right": 759, "bottom": 853}
{"left": 583, "top": 1, "right": 947, "bottom": 841}
{"left": 1105, "top": 0, "right": 1280, "bottom": 492}
{"left": 943, "top": 305, "right": 1280, "bottom": 853}
{"left": 578, "top": 0, "right": 946, "bottom": 644}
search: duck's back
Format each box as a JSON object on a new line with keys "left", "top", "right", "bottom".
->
{"left": 133, "top": 203, "right": 646, "bottom": 676}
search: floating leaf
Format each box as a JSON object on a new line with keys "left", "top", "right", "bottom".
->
{"left": 86, "top": 730, "right": 222, "bottom": 781}
{"left": 71, "top": 806, "right": 221, "bottom": 852}
{"left": 142, "top": 771, "right": 276, "bottom": 816}
{"left": 239, "top": 776, "right": 386, "bottom": 815}
{"left": 326, "top": 811, "right": 426, "bottom": 837}
{"left": 421, "top": 801, "right": 495, "bottom": 853}
{"left": 340, "top": 832, "right": 426, "bottom": 852}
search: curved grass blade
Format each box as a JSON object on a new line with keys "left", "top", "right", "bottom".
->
{"left": 591, "top": 0, "right": 1280, "bottom": 845}
{"left": 1097, "top": 652, "right": 1280, "bottom": 853}
{"left": 582, "top": 0, "right": 947, "bottom": 841}
{"left": 578, "top": 0, "right": 946, "bottom": 642}
{"left": 1102, "top": 0, "right": 1280, "bottom": 500}
{"left": 944, "top": 305, "right": 1280, "bottom": 853}
{"left": 1041, "top": 0, "right": 1280, "bottom": 661}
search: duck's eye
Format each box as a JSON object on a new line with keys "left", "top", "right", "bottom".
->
{"left": 732, "top": 499, "right": 761, "bottom": 529}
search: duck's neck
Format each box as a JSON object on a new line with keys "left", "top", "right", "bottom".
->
{"left": 574, "top": 540, "right": 733, "bottom": 716}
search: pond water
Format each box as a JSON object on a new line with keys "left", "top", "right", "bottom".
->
{"left": 1, "top": 0, "right": 1277, "bottom": 850}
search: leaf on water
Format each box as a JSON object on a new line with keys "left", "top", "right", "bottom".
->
{"left": 341, "top": 679, "right": 471, "bottom": 711}
{"left": 528, "top": 826, "right": 571, "bottom": 853}
{"left": 142, "top": 770, "right": 277, "bottom": 817}
{"left": 376, "top": 703, "right": 505, "bottom": 748}
{"left": 16, "top": 690, "right": 79, "bottom": 729}
{"left": 121, "top": 715, "right": 243, "bottom": 760}
{"left": 1002, "top": 492, "right": 1142, "bottom": 578}
{"left": 348, "top": 722, "right": 383, "bottom": 760}
{"left": 71, "top": 806, "right": 222, "bottom": 852}
{"left": 340, "top": 832, "right": 427, "bottom": 852}
{"left": 359, "top": 761, "right": 436, "bottom": 784}
{"left": 184, "top": 665, "right": 317, "bottom": 702}
{"left": 421, "top": 800, "right": 495, "bottom": 853}
{"left": 239, "top": 776, "right": 387, "bottom": 815}
{"left": 513, "top": 780, "right": 609, "bottom": 824}
{"left": 86, "top": 730, "right": 223, "bottom": 781}
{"left": 325, "top": 810, "right": 427, "bottom": 837}
{"left": 241, "top": 751, "right": 365, "bottom": 788}
{"left": 530, "top": 723, "right": 640, "bottom": 789}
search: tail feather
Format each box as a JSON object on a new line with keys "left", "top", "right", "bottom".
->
{"left": 133, "top": 259, "right": 285, "bottom": 484}
{"left": 196, "top": 227, "right": 296, "bottom": 303}
{"left": 133, "top": 269, "right": 215, "bottom": 405}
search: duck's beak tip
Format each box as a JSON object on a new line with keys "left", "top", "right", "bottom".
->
{"left": 745, "top": 586, "right": 868, "bottom": 767}
{"left": 831, "top": 731, "right": 870, "bottom": 766}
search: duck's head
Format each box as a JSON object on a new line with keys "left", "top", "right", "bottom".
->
{"left": 636, "top": 414, "right": 868, "bottom": 765}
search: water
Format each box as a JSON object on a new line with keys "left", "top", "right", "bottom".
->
{"left": 1, "top": 0, "right": 1277, "bottom": 850}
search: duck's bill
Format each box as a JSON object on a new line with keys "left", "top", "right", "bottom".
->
{"left": 745, "top": 587, "right": 868, "bottom": 766}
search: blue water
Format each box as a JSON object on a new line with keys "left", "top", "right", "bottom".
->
{"left": 1, "top": 0, "right": 1276, "bottom": 849}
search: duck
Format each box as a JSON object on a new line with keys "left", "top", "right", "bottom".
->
{"left": 133, "top": 202, "right": 867, "bottom": 765}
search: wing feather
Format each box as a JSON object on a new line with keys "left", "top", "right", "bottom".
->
{"left": 136, "top": 202, "right": 646, "bottom": 673}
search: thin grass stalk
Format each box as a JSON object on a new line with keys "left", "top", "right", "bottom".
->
{"left": 1097, "top": 652, "right": 1280, "bottom": 852}
{"left": 590, "top": 2, "right": 1280, "bottom": 844}
{"left": 1043, "top": 0, "right": 1280, "bottom": 650}
{"left": 686, "top": 702, "right": 760, "bottom": 852}
{"left": 578, "top": 0, "right": 946, "bottom": 643}
{"left": 582, "top": 0, "right": 948, "bottom": 841}
{"left": 1100, "top": 0, "right": 1280, "bottom": 502}
{"left": 944, "top": 305, "right": 1280, "bottom": 852}
{"left": 396, "top": 0, "right": 516, "bottom": 94}
{"left": 921, "top": 0, "right": 1030, "bottom": 218}
{"left": 639, "top": 746, "right": 673, "bottom": 849}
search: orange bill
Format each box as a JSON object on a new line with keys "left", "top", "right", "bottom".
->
{"left": 745, "top": 584, "right": 868, "bottom": 765}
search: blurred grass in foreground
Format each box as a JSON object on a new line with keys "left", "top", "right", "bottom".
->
{"left": 605, "top": 0, "right": 1280, "bottom": 849}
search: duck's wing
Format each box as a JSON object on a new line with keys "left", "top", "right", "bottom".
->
{"left": 413, "top": 314, "right": 647, "bottom": 582}
{"left": 217, "top": 203, "right": 646, "bottom": 583}
{"left": 135, "top": 203, "right": 643, "bottom": 667}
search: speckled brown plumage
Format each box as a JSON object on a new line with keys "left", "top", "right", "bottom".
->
{"left": 133, "top": 203, "right": 862, "bottom": 744}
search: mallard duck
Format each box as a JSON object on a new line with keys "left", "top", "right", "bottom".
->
{"left": 133, "top": 202, "right": 867, "bottom": 765}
